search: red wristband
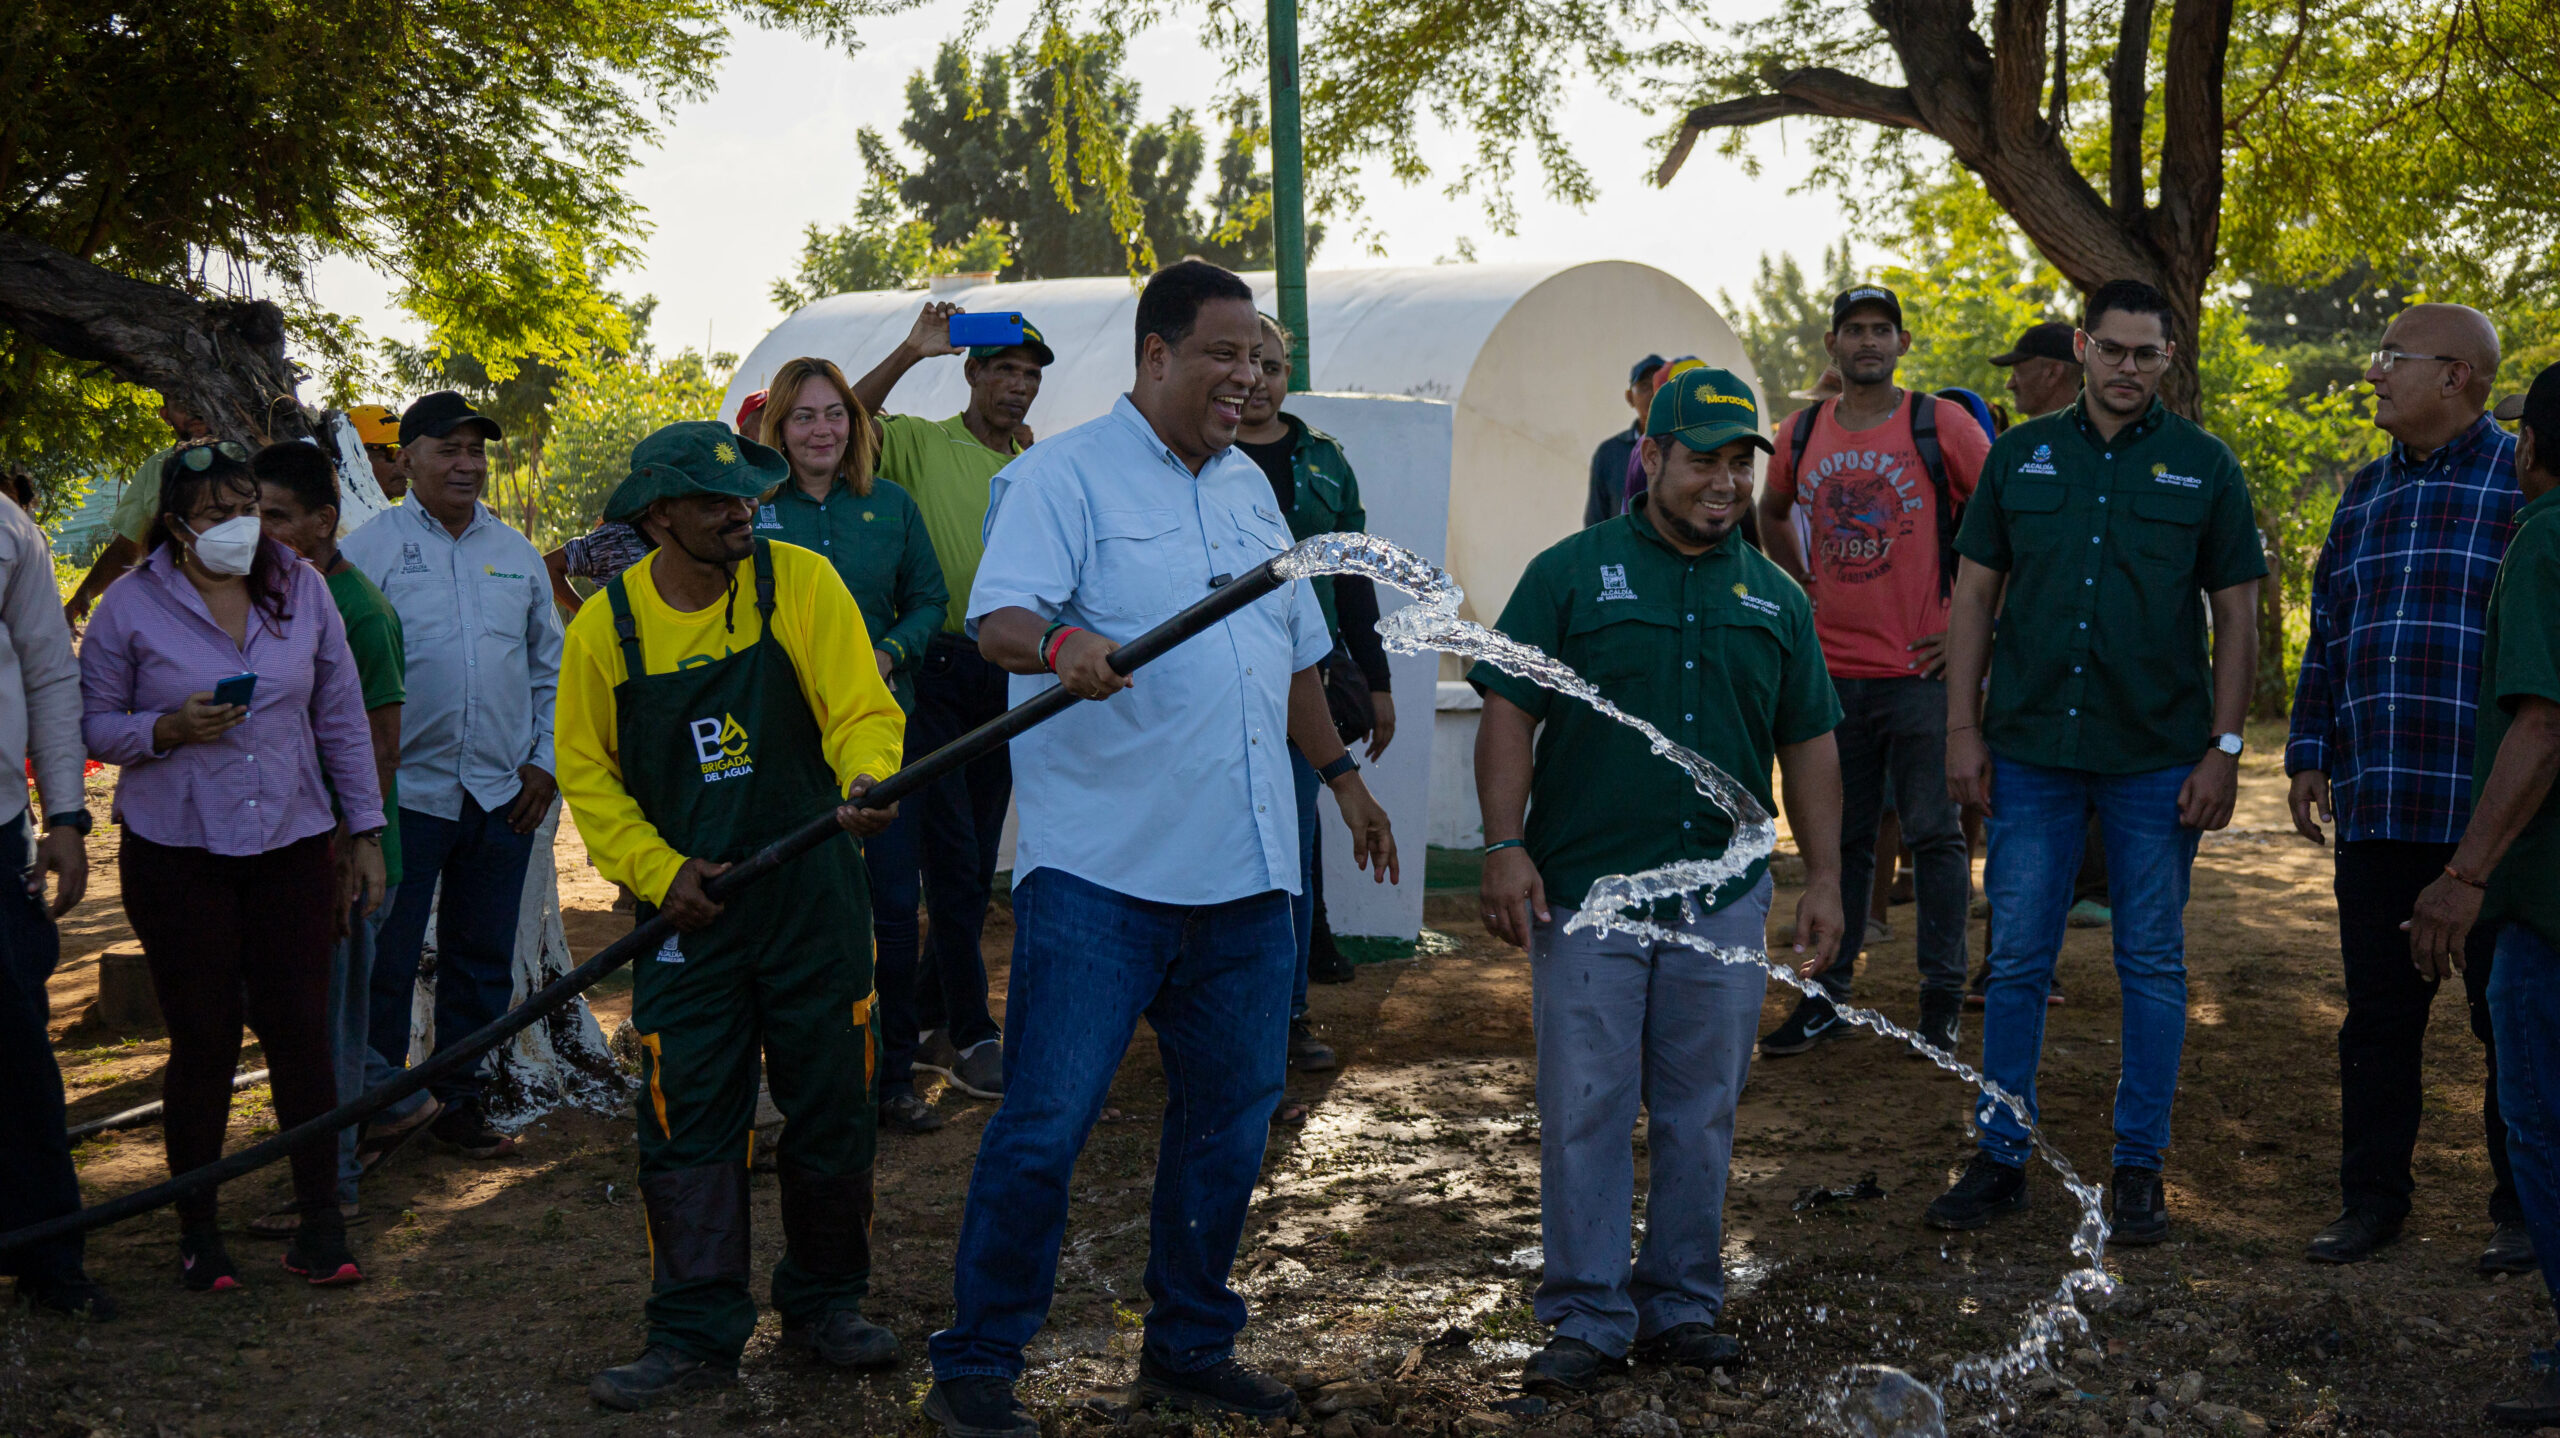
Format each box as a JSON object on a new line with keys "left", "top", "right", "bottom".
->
{"left": 2443, "top": 862, "right": 2489, "bottom": 891}
{"left": 1042, "top": 625, "right": 1082, "bottom": 673}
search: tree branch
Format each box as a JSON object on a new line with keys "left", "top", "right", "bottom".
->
{"left": 2155, "top": 0, "right": 2235, "bottom": 288}
{"left": 1990, "top": 0, "right": 2054, "bottom": 143}
{"left": 1656, "top": 69, "right": 1926, "bottom": 185}
{"left": 2048, "top": 0, "right": 2070, "bottom": 133}
{"left": 2109, "top": 0, "right": 2157, "bottom": 219}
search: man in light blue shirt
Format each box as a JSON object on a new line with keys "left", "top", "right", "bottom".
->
{"left": 339, "top": 391, "right": 564, "bottom": 1161}
{"left": 922, "top": 262, "right": 1398, "bottom": 1438}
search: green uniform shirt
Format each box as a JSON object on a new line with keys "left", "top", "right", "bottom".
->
{"left": 325, "top": 564, "right": 406, "bottom": 889}
{"left": 1469, "top": 504, "right": 1841, "bottom": 913}
{"left": 1275, "top": 415, "right": 1367, "bottom": 637}
{"left": 752, "top": 475, "right": 948, "bottom": 710}
{"left": 2477, "top": 488, "right": 2560, "bottom": 949}
{"left": 1956, "top": 398, "right": 2267, "bottom": 774}
{"left": 877, "top": 413, "right": 1021, "bottom": 636}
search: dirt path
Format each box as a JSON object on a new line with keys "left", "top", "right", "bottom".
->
{"left": 7, "top": 742, "right": 2546, "bottom": 1438}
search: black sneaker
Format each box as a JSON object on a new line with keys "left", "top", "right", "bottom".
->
{"left": 950, "top": 1041, "right": 1005, "bottom": 1099}
{"left": 913, "top": 1028, "right": 960, "bottom": 1081}
{"left": 178, "top": 1227, "right": 241, "bottom": 1292}
{"left": 281, "top": 1210, "right": 364, "bottom": 1285}
{"left": 1637, "top": 1322, "right": 1740, "bottom": 1368}
{"left": 16, "top": 1274, "right": 116, "bottom": 1321}
{"left": 2481, "top": 1221, "right": 2539, "bottom": 1276}
{"left": 2491, "top": 1369, "right": 2560, "bottom": 1427}
{"left": 1924, "top": 1154, "right": 2027, "bottom": 1230}
{"left": 1759, "top": 994, "right": 1843, "bottom": 1057}
{"left": 1916, "top": 991, "right": 1961, "bottom": 1057}
{"left": 779, "top": 1309, "right": 898, "bottom": 1368}
{"left": 2110, "top": 1164, "right": 2168, "bottom": 1246}
{"left": 924, "top": 1376, "right": 1041, "bottom": 1437}
{"left": 883, "top": 1091, "right": 948, "bottom": 1134}
{"left": 588, "top": 1346, "right": 739, "bottom": 1411}
{"left": 431, "top": 1099, "right": 519, "bottom": 1159}
{"left": 2305, "top": 1209, "right": 2400, "bottom": 1265}
{"left": 1132, "top": 1353, "right": 1300, "bottom": 1418}
{"left": 1521, "top": 1334, "right": 1623, "bottom": 1394}
{"left": 1288, "top": 1018, "right": 1337, "bottom": 1072}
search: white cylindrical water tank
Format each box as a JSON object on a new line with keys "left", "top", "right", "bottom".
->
{"left": 726, "top": 262, "right": 1751, "bottom": 625}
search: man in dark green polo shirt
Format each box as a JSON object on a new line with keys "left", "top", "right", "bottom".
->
{"left": 1474, "top": 365, "right": 1843, "bottom": 1393}
{"left": 850, "top": 301, "right": 1053, "bottom": 1102}
{"left": 1928, "top": 279, "right": 2266, "bottom": 1246}
{"left": 2431, "top": 362, "right": 2560, "bottom": 1429}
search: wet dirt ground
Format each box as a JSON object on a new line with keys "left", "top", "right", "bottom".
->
{"left": 6, "top": 739, "right": 2551, "bottom": 1438}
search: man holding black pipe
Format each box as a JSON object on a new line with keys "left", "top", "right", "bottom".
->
{"left": 923, "top": 259, "right": 1398, "bottom": 1438}
{"left": 553, "top": 422, "right": 906, "bottom": 1410}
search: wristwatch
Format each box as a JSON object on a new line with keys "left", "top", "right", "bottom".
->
{"left": 1317, "top": 752, "right": 1362, "bottom": 785}
{"left": 2213, "top": 732, "right": 2245, "bottom": 757}
{"left": 45, "top": 809, "right": 90, "bottom": 837}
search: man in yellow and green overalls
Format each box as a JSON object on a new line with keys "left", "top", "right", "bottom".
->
{"left": 555, "top": 421, "right": 907, "bottom": 1409}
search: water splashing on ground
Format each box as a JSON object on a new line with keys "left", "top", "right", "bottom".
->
{"left": 1276, "top": 533, "right": 2117, "bottom": 1433}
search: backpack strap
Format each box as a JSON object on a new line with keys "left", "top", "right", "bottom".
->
{"left": 752, "top": 539, "right": 777, "bottom": 617}
{"left": 605, "top": 574, "right": 646, "bottom": 679}
{"left": 1789, "top": 403, "right": 1821, "bottom": 493}
{"left": 1909, "top": 392, "right": 1961, "bottom": 601}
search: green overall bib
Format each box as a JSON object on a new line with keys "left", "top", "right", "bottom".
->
{"left": 607, "top": 540, "right": 881, "bottom": 1364}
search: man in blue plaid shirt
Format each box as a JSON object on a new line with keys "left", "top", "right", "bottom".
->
{"left": 2288, "top": 304, "right": 2528, "bottom": 1270}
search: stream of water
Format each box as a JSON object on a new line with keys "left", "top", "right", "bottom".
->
{"left": 1275, "top": 532, "right": 2118, "bottom": 1436}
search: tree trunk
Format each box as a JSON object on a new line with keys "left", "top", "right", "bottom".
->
{"left": 0, "top": 231, "right": 313, "bottom": 443}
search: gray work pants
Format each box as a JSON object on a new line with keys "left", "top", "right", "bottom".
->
{"left": 1531, "top": 876, "right": 1771, "bottom": 1355}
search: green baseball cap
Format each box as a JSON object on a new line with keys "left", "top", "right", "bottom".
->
{"left": 1645, "top": 366, "right": 1774, "bottom": 456}
{"left": 969, "top": 318, "right": 1055, "bottom": 367}
{"left": 603, "top": 420, "right": 788, "bottom": 524}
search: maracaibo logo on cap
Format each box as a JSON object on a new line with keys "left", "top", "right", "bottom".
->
{"left": 1645, "top": 366, "right": 1776, "bottom": 457}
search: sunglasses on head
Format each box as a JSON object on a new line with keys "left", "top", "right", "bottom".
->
{"left": 174, "top": 440, "right": 251, "bottom": 471}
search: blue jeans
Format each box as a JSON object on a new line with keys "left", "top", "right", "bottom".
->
{"left": 865, "top": 803, "right": 925, "bottom": 1098}
{"left": 1289, "top": 743, "right": 1320, "bottom": 1021}
{"left": 367, "top": 799, "right": 539, "bottom": 1107}
{"left": 2489, "top": 923, "right": 2560, "bottom": 1326}
{"left": 328, "top": 900, "right": 426, "bottom": 1207}
{"left": 1976, "top": 756, "right": 2199, "bottom": 1171}
{"left": 929, "top": 868, "right": 1294, "bottom": 1380}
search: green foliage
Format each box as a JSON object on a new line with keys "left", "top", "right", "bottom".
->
{"left": 531, "top": 350, "right": 735, "bottom": 546}
{"left": 771, "top": 172, "right": 1019, "bottom": 311}
{"left": 0, "top": 360, "right": 167, "bottom": 526}
{"left": 1877, "top": 173, "right": 2075, "bottom": 400}
{"left": 1718, "top": 244, "right": 1855, "bottom": 403}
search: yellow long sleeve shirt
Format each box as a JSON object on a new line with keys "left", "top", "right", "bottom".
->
{"left": 556, "top": 541, "right": 905, "bottom": 906}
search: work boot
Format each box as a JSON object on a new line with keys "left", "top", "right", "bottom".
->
{"left": 779, "top": 1309, "right": 898, "bottom": 1368}
{"left": 588, "top": 1346, "right": 739, "bottom": 1410}
{"left": 2110, "top": 1164, "right": 2169, "bottom": 1246}
{"left": 2488, "top": 1368, "right": 2560, "bottom": 1427}
{"left": 882, "top": 1091, "right": 947, "bottom": 1134}
{"left": 1915, "top": 991, "right": 1961, "bottom": 1057}
{"left": 1924, "top": 1153, "right": 2027, "bottom": 1230}
{"left": 2481, "top": 1221, "right": 2539, "bottom": 1276}
{"left": 1132, "top": 1354, "right": 1300, "bottom": 1418}
{"left": 15, "top": 1273, "right": 115, "bottom": 1321}
{"left": 1521, "top": 1334, "right": 1622, "bottom": 1394}
{"left": 951, "top": 1041, "right": 1005, "bottom": 1099}
{"left": 1289, "top": 1018, "right": 1337, "bottom": 1072}
{"left": 2305, "top": 1209, "right": 2401, "bottom": 1265}
{"left": 924, "top": 1376, "right": 1041, "bottom": 1437}
{"left": 1637, "top": 1322, "right": 1741, "bottom": 1368}
{"left": 1759, "top": 993, "right": 1843, "bottom": 1057}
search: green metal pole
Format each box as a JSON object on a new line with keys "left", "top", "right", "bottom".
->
{"left": 1267, "top": 0, "right": 1311, "bottom": 391}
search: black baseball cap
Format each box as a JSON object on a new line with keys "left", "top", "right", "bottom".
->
{"left": 2518, "top": 362, "right": 2560, "bottom": 453}
{"left": 1991, "top": 322, "right": 2078, "bottom": 367}
{"left": 1630, "top": 354, "right": 1669, "bottom": 386}
{"left": 399, "top": 390, "right": 504, "bottom": 447}
{"left": 1830, "top": 285, "right": 1903, "bottom": 330}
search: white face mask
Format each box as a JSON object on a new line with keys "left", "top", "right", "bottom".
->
{"left": 184, "top": 516, "right": 262, "bottom": 577}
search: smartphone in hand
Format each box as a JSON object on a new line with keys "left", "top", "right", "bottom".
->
{"left": 948, "top": 312, "right": 1027, "bottom": 349}
{"left": 211, "top": 672, "right": 258, "bottom": 709}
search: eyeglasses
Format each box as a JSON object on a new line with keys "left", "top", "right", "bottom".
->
{"left": 2082, "top": 336, "right": 2172, "bottom": 373}
{"left": 2369, "top": 348, "right": 2462, "bottom": 374}
{"left": 173, "top": 440, "right": 250, "bottom": 471}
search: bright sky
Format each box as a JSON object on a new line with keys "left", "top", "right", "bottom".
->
{"left": 319, "top": 2, "right": 1858, "bottom": 370}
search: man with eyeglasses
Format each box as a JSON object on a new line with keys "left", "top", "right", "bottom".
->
{"left": 2284, "top": 305, "right": 2530, "bottom": 1270}
{"left": 1927, "top": 278, "right": 2267, "bottom": 1245}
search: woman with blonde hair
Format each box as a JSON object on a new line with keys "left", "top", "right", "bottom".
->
{"left": 754, "top": 356, "right": 951, "bottom": 1134}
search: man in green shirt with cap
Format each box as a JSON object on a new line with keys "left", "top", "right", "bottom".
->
{"left": 852, "top": 301, "right": 1054, "bottom": 1101}
{"left": 1474, "top": 365, "right": 1844, "bottom": 1392}
{"left": 555, "top": 422, "right": 908, "bottom": 1409}
{"left": 2425, "top": 362, "right": 2560, "bottom": 1429}
{"left": 1929, "top": 279, "right": 2267, "bottom": 1246}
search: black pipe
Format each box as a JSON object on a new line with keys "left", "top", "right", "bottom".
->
{"left": 0, "top": 557, "right": 1290, "bottom": 1258}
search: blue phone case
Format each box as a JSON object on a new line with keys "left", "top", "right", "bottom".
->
{"left": 212, "top": 672, "right": 257, "bottom": 708}
{"left": 948, "top": 312, "right": 1026, "bottom": 348}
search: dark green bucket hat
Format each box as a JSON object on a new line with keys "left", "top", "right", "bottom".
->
{"left": 603, "top": 421, "right": 788, "bottom": 524}
{"left": 1646, "top": 366, "right": 1775, "bottom": 456}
